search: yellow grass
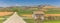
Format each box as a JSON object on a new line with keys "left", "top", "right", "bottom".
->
{"left": 45, "top": 14, "right": 60, "bottom": 16}
{"left": 22, "top": 14, "right": 32, "bottom": 18}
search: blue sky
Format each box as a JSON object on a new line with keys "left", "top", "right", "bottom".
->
{"left": 0, "top": 0, "right": 60, "bottom": 7}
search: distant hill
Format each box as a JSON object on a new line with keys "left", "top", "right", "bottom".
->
{"left": 0, "top": 4, "right": 59, "bottom": 12}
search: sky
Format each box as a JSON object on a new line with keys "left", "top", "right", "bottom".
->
{"left": 0, "top": 0, "right": 60, "bottom": 7}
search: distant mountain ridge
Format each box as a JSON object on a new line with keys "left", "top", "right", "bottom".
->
{"left": 0, "top": 4, "right": 59, "bottom": 12}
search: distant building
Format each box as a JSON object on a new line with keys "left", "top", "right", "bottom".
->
{"left": 32, "top": 11, "right": 45, "bottom": 20}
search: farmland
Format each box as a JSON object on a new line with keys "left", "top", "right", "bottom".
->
{"left": 0, "top": 7, "right": 60, "bottom": 23}
{"left": 24, "top": 19, "right": 60, "bottom": 23}
{"left": 0, "top": 19, "right": 60, "bottom": 23}
{"left": 45, "top": 8, "right": 60, "bottom": 14}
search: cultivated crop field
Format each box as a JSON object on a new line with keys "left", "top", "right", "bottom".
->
{"left": 0, "top": 8, "right": 60, "bottom": 23}
{"left": 45, "top": 8, "right": 60, "bottom": 14}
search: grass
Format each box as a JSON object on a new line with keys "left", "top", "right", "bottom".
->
{"left": 1, "top": 8, "right": 60, "bottom": 23}
{"left": 45, "top": 9, "right": 60, "bottom": 14}
{"left": 0, "top": 20, "right": 4, "bottom": 23}
{"left": 0, "top": 19, "right": 5, "bottom": 23}
{"left": 0, "top": 19, "right": 60, "bottom": 23}
{"left": 17, "top": 8, "right": 60, "bottom": 14}
{"left": 44, "top": 20, "right": 60, "bottom": 23}
{"left": 0, "top": 18, "right": 60, "bottom": 23}
{"left": 45, "top": 8, "right": 60, "bottom": 14}
{"left": 24, "top": 19, "right": 60, "bottom": 23}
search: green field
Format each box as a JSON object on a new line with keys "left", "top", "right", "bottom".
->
{"left": 1, "top": 8, "right": 60, "bottom": 14}
{"left": 0, "top": 18, "right": 5, "bottom": 23}
{"left": 24, "top": 19, "right": 60, "bottom": 23}
{"left": 45, "top": 8, "right": 60, "bottom": 14}
{"left": 0, "top": 18, "right": 60, "bottom": 23}
{"left": 17, "top": 8, "right": 60, "bottom": 14}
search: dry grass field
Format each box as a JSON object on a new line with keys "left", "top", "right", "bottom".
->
{"left": 0, "top": 12, "right": 13, "bottom": 16}
{"left": 45, "top": 14, "right": 60, "bottom": 16}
